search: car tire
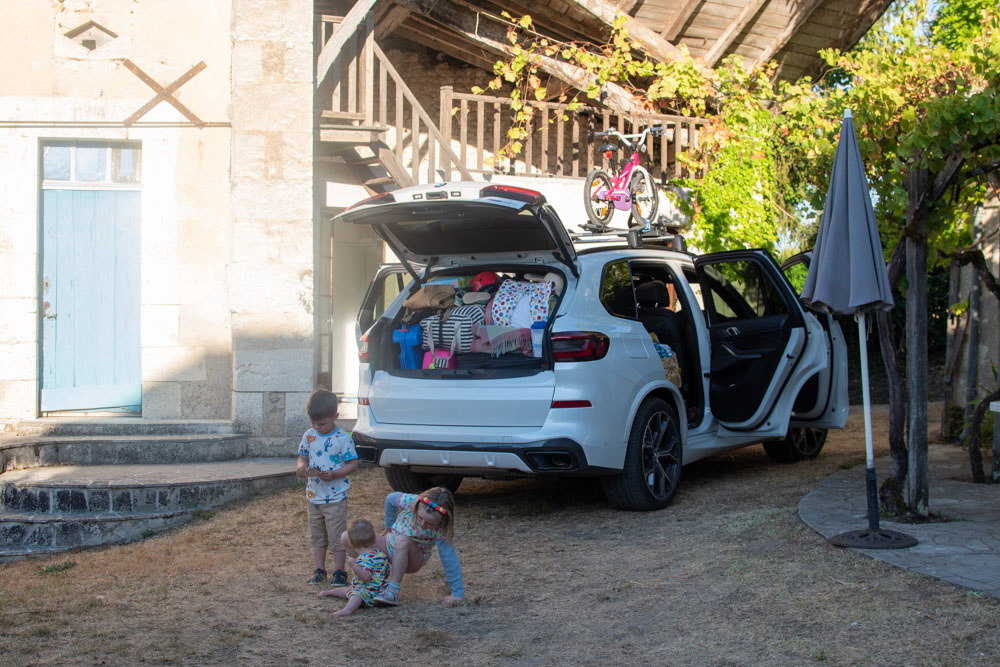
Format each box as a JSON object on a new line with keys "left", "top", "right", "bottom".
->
{"left": 384, "top": 467, "right": 463, "bottom": 494}
{"left": 602, "top": 398, "right": 683, "bottom": 511}
{"left": 763, "top": 427, "right": 828, "bottom": 463}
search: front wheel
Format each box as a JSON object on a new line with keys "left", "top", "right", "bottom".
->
{"left": 584, "top": 169, "right": 614, "bottom": 227}
{"left": 384, "top": 467, "right": 463, "bottom": 494}
{"left": 763, "top": 427, "right": 828, "bottom": 463}
{"left": 602, "top": 398, "right": 683, "bottom": 511}
{"left": 629, "top": 168, "right": 659, "bottom": 228}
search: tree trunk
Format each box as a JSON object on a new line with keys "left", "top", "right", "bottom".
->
{"left": 877, "top": 241, "right": 907, "bottom": 483}
{"left": 966, "top": 389, "right": 999, "bottom": 483}
{"left": 905, "top": 168, "right": 930, "bottom": 516}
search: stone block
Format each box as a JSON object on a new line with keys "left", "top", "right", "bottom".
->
{"left": 142, "top": 347, "right": 208, "bottom": 382}
{"left": 247, "top": 435, "right": 297, "bottom": 457}
{"left": 285, "top": 391, "right": 311, "bottom": 437}
{"left": 227, "top": 261, "right": 313, "bottom": 315}
{"left": 0, "top": 380, "right": 37, "bottom": 420}
{"left": 232, "top": 177, "right": 313, "bottom": 220}
{"left": 0, "top": 252, "right": 37, "bottom": 295}
{"left": 232, "top": 84, "right": 312, "bottom": 133}
{"left": 0, "top": 344, "right": 37, "bottom": 381}
{"left": 141, "top": 305, "right": 180, "bottom": 346}
{"left": 262, "top": 391, "right": 286, "bottom": 436}
{"left": 233, "top": 41, "right": 263, "bottom": 84}
{"left": 231, "top": 132, "right": 267, "bottom": 182}
{"left": 232, "top": 0, "right": 312, "bottom": 43}
{"left": 234, "top": 391, "right": 263, "bottom": 435}
{"left": 142, "top": 381, "right": 182, "bottom": 418}
{"left": 0, "top": 299, "right": 37, "bottom": 345}
{"left": 234, "top": 347, "right": 314, "bottom": 392}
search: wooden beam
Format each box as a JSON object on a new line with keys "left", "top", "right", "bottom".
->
{"left": 702, "top": 0, "right": 768, "bottom": 67}
{"left": 802, "top": 0, "right": 894, "bottom": 81}
{"left": 563, "top": 0, "right": 691, "bottom": 65}
{"left": 393, "top": 0, "right": 648, "bottom": 115}
{"left": 752, "top": 0, "right": 824, "bottom": 68}
{"left": 316, "top": 0, "right": 379, "bottom": 90}
{"left": 375, "top": 4, "right": 411, "bottom": 38}
{"left": 661, "top": 0, "right": 701, "bottom": 42}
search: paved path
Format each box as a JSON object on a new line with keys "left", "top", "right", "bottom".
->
{"left": 799, "top": 443, "right": 1000, "bottom": 598}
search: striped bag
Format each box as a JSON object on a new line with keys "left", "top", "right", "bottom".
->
{"left": 420, "top": 304, "right": 487, "bottom": 353}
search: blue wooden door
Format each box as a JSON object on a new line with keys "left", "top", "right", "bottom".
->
{"left": 40, "top": 189, "right": 141, "bottom": 412}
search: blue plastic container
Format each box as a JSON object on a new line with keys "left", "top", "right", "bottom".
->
{"left": 393, "top": 324, "right": 423, "bottom": 369}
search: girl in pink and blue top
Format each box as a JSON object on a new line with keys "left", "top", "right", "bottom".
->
{"left": 343, "top": 486, "right": 464, "bottom": 606}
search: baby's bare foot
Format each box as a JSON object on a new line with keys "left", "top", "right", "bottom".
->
{"left": 333, "top": 608, "right": 353, "bottom": 617}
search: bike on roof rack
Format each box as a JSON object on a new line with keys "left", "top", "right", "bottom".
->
{"left": 583, "top": 125, "right": 663, "bottom": 232}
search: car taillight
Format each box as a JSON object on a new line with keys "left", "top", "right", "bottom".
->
{"left": 479, "top": 184, "right": 544, "bottom": 205}
{"left": 358, "top": 333, "right": 369, "bottom": 362}
{"left": 344, "top": 192, "right": 395, "bottom": 213}
{"left": 550, "top": 332, "right": 610, "bottom": 362}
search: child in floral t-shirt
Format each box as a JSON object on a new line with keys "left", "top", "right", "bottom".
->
{"left": 296, "top": 390, "right": 358, "bottom": 587}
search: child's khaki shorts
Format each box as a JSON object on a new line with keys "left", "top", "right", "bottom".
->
{"left": 307, "top": 500, "right": 347, "bottom": 551}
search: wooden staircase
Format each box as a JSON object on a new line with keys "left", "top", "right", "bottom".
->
{"left": 317, "top": 12, "right": 470, "bottom": 193}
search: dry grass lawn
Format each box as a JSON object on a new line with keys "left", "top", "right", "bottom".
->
{"left": 2, "top": 403, "right": 999, "bottom": 665}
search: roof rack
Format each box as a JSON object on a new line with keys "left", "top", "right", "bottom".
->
{"left": 569, "top": 226, "right": 688, "bottom": 253}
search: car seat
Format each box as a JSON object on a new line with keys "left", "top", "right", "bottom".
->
{"left": 636, "top": 280, "right": 690, "bottom": 395}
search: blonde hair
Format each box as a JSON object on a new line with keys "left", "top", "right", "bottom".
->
{"left": 347, "top": 519, "right": 376, "bottom": 550}
{"left": 416, "top": 487, "right": 456, "bottom": 541}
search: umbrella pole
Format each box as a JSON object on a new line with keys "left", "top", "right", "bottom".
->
{"left": 857, "top": 312, "right": 880, "bottom": 531}
{"left": 828, "top": 313, "right": 917, "bottom": 549}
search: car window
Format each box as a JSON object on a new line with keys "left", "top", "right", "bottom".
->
{"left": 600, "top": 258, "right": 637, "bottom": 319}
{"left": 702, "top": 260, "right": 788, "bottom": 322}
{"left": 782, "top": 261, "right": 809, "bottom": 295}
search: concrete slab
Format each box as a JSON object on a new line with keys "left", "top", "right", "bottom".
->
{"left": 799, "top": 443, "right": 1000, "bottom": 598}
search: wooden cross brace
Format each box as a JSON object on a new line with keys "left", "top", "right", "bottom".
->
{"left": 122, "top": 59, "right": 207, "bottom": 126}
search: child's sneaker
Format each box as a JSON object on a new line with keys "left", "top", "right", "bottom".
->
{"left": 307, "top": 568, "right": 327, "bottom": 585}
{"left": 330, "top": 569, "right": 348, "bottom": 586}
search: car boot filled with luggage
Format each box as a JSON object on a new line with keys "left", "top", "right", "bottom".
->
{"left": 378, "top": 269, "right": 564, "bottom": 374}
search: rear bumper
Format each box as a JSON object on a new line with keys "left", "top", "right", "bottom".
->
{"left": 352, "top": 433, "right": 617, "bottom": 477}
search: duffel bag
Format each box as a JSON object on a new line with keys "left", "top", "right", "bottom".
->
{"left": 421, "top": 304, "right": 486, "bottom": 353}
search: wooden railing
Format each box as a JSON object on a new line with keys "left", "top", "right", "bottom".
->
{"left": 316, "top": 15, "right": 470, "bottom": 184}
{"left": 439, "top": 88, "right": 707, "bottom": 182}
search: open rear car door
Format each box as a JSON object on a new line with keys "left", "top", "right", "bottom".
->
{"left": 694, "top": 250, "right": 832, "bottom": 440}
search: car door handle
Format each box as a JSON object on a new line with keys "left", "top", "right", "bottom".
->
{"left": 725, "top": 326, "right": 741, "bottom": 336}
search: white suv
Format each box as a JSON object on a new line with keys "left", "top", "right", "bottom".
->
{"left": 341, "top": 182, "right": 847, "bottom": 511}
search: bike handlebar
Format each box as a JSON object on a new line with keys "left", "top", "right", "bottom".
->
{"left": 593, "top": 125, "right": 664, "bottom": 149}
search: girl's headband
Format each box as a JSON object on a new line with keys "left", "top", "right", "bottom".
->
{"left": 420, "top": 496, "right": 448, "bottom": 516}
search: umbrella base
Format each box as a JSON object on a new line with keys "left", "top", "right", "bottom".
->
{"left": 829, "top": 528, "right": 918, "bottom": 549}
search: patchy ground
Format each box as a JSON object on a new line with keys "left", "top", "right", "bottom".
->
{"left": 2, "top": 404, "right": 998, "bottom": 665}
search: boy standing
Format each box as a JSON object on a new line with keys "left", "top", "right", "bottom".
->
{"left": 297, "top": 389, "right": 358, "bottom": 586}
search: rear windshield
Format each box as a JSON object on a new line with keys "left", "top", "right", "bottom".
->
{"left": 357, "top": 202, "right": 556, "bottom": 256}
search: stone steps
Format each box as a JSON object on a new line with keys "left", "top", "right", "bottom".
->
{"left": 0, "top": 423, "right": 299, "bottom": 560}
{"left": 1, "top": 434, "right": 251, "bottom": 471}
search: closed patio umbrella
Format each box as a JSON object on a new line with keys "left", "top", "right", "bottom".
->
{"left": 801, "top": 109, "right": 916, "bottom": 548}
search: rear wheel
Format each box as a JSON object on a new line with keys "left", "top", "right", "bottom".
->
{"left": 584, "top": 169, "right": 614, "bottom": 227}
{"left": 763, "top": 427, "right": 828, "bottom": 463}
{"left": 629, "top": 168, "right": 659, "bottom": 227}
{"left": 384, "top": 467, "right": 463, "bottom": 494}
{"left": 602, "top": 398, "right": 683, "bottom": 511}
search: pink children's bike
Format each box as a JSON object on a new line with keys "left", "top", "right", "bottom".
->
{"left": 583, "top": 125, "right": 663, "bottom": 230}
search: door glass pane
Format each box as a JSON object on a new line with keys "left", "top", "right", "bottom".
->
{"left": 76, "top": 145, "right": 107, "bottom": 182}
{"left": 600, "top": 258, "right": 636, "bottom": 319}
{"left": 112, "top": 146, "right": 141, "bottom": 183}
{"left": 782, "top": 261, "right": 808, "bottom": 294}
{"left": 43, "top": 145, "right": 71, "bottom": 180}
{"left": 703, "top": 260, "right": 788, "bottom": 322}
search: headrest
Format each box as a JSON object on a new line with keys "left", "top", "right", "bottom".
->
{"left": 636, "top": 280, "right": 670, "bottom": 308}
{"left": 524, "top": 271, "right": 565, "bottom": 296}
